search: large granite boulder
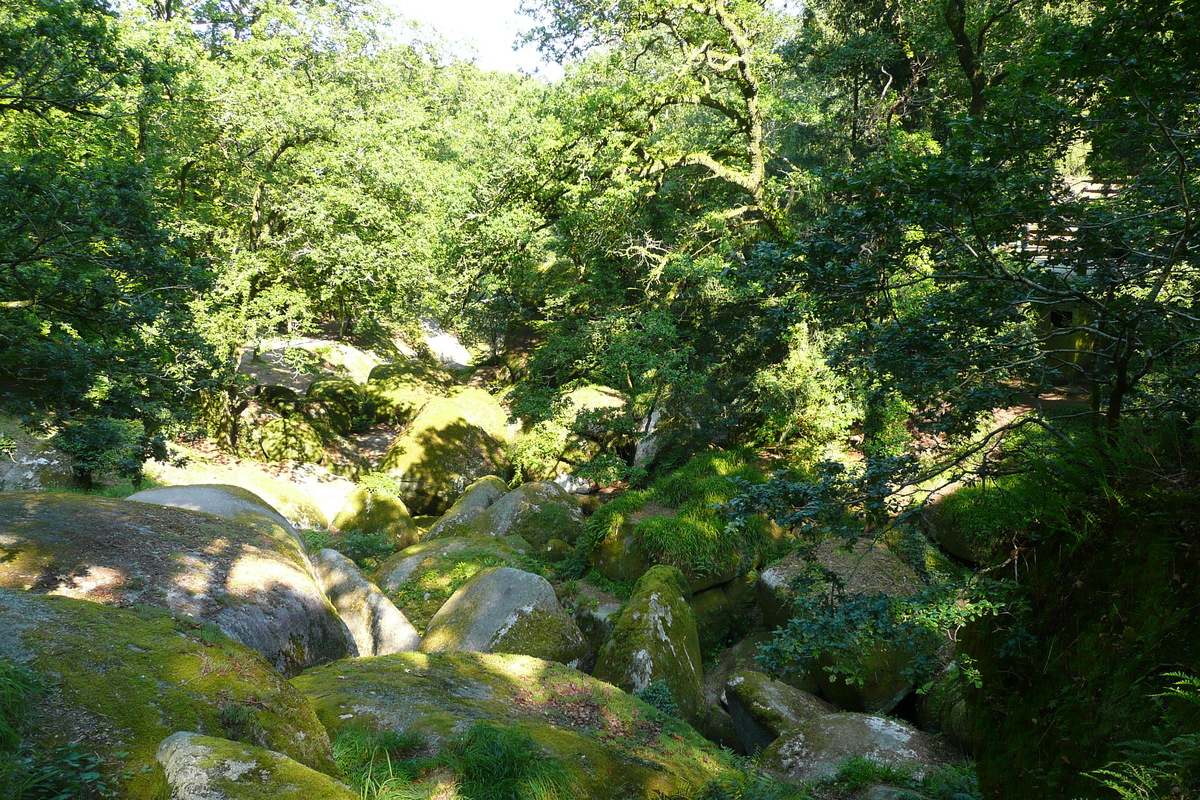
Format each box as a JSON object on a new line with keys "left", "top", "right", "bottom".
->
{"left": 0, "top": 493, "right": 353, "bottom": 677}
{"left": 254, "top": 416, "right": 326, "bottom": 464}
{"left": 593, "top": 565, "right": 705, "bottom": 725}
{"left": 0, "top": 589, "right": 334, "bottom": 799}
{"left": 330, "top": 483, "right": 421, "bottom": 549}
{"left": 374, "top": 536, "right": 531, "bottom": 633}
{"left": 311, "top": 548, "right": 419, "bottom": 656}
{"left": 155, "top": 733, "right": 355, "bottom": 800}
{"left": 760, "top": 712, "right": 961, "bottom": 783}
{"left": 423, "top": 475, "right": 509, "bottom": 539}
{"left": 757, "top": 539, "right": 926, "bottom": 714}
{"left": 364, "top": 360, "right": 456, "bottom": 424}
{"left": 127, "top": 483, "right": 302, "bottom": 546}
{"left": 305, "top": 377, "right": 365, "bottom": 436}
{"left": 292, "top": 651, "right": 740, "bottom": 800}
{"left": 380, "top": 387, "right": 511, "bottom": 515}
{"left": 420, "top": 567, "right": 586, "bottom": 667}
{"left": 723, "top": 670, "right": 834, "bottom": 756}
{"left": 428, "top": 481, "right": 583, "bottom": 550}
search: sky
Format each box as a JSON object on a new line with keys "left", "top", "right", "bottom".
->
{"left": 383, "top": 0, "right": 560, "bottom": 77}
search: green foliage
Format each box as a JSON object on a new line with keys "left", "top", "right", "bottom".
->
{"left": 53, "top": 417, "right": 147, "bottom": 486}
{"left": 333, "top": 722, "right": 574, "bottom": 800}
{"left": 816, "top": 757, "right": 980, "bottom": 800}
{"left": 633, "top": 681, "right": 681, "bottom": 719}
{"left": 747, "top": 320, "right": 858, "bottom": 461}
{"left": 0, "top": 660, "right": 39, "bottom": 754}
{"left": 683, "top": 769, "right": 811, "bottom": 800}
{"left": 331, "top": 529, "right": 399, "bottom": 572}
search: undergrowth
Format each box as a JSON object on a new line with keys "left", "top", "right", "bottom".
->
{"left": 334, "top": 722, "right": 575, "bottom": 800}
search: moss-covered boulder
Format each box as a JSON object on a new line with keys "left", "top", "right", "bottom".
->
{"left": 292, "top": 651, "right": 740, "bottom": 800}
{"left": 429, "top": 481, "right": 584, "bottom": 549}
{"left": 757, "top": 539, "right": 926, "bottom": 714}
{"left": 331, "top": 483, "right": 421, "bottom": 549}
{"left": 255, "top": 416, "right": 326, "bottom": 464}
{"left": 593, "top": 565, "right": 705, "bottom": 726}
{"left": 420, "top": 567, "right": 586, "bottom": 667}
{"left": 127, "top": 484, "right": 303, "bottom": 547}
{"left": 423, "top": 475, "right": 509, "bottom": 539}
{"left": 0, "top": 589, "right": 335, "bottom": 799}
{"left": 925, "top": 489, "right": 1010, "bottom": 564}
{"left": 375, "top": 536, "right": 532, "bottom": 633}
{"left": 724, "top": 670, "right": 834, "bottom": 756}
{"left": 306, "top": 377, "right": 365, "bottom": 436}
{"left": 689, "top": 585, "right": 733, "bottom": 651}
{"left": 257, "top": 384, "right": 304, "bottom": 416}
{"left": 365, "top": 360, "right": 456, "bottom": 424}
{"left": 312, "top": 548, "right": 420, "bottom": 656}
{"left": 0, "top": 493, "right": 353, "bottom": 677}
{"left": 155, "top": 732, "right": 355, "bottom": 800}
{"left": 760, "top": 712, "right": 961, "bottom": 783}
{"left": 380, "top": 388, "right": 511, "bottom": 515}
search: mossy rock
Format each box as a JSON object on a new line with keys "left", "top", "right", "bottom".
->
{"left": 331, "top": 483, "right": 421, "bottom": 550}
{"left": 591, "top": 504, "right": 742, "bottom": 594}
{"left": 429, "top": 481, "right": 583, "bottom": 549}
{"left": 593, "top": 565, "right": 705, "bottom": 727}
{"left": 291, "top": 651, "right": 740, "bottom": 800}
{"left": 0, "top": 493, "right": 353, "bottom": 677}
{"left": 257, "top": 384, "right": 304, "bottom": 416}
{"left": 306, "top": 377, "right": 365, "bottom": 436}
{"left": 925, "top": 489, "right": 1010, "bottom": 564}
{"left": 380, "top": 387, "right": 511, "bottom": 515}
{"left": 420, "top": 566, "right": 587, "bottom": 667}
{"left": 312, "top": 548, "right": 420, "bottom": 656}
{"left": 365, "top": 360, "right": 457, "bottom": 424}
{"left": 757, "top": 539, "right": 924, "bottom": 630}
{"left": 424, "top": 475, "right": 509, "bottom": 539}
{"left": 916, "top": 664, "right": 976, "bottom": 755}
{"left": 759, "top": 712, "right": 962, "bottom": 783}
{"left": 256, "top": 416, "right": 326, "bottom": 464}
{"left": 375, "top": 536, "right": 533, "bottom": 634}
{"left": 724, "top": 670, "right": 834, "bottom": 756}
{"left": 0, "top": 589, "right": 335, "bottom": 799}
{"left": 127, "top": 483, "right": 303, "bottom": 547}
{"left": 155, "top": 732, "right": 355, "bottom": 800}
{"left": 689, "top": 585, "right": 733, "bottom": 652}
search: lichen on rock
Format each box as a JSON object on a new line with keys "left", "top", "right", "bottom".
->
{"left": 592, "top": 565, "right": 705, "bottom": 726}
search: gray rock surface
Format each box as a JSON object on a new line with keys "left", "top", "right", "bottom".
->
{"left": 127, "top": 483, "right": 303, "bottom": 546}
{"left": 420, "top": 566, "right": 586, "bottom": 667}
{"left": 311, "top": 548, "right": 419, "bottom": 656}
{"left": 423, "top": 475, "right": 509, "bottom": 539}
{"left": 760, "top": 712, "right": 961, "bottom": 783}
{"left": 156, "top": 732, "right": 356, "bottom": 800}
{"left": 0, "top": 493, "right": 353, "bottom": 677}
{"left": 723, "top": 670, "right": 833, "bottom": 755}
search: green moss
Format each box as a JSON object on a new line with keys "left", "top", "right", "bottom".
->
{"left": 593, "top": 566, "right": 705, "bottom": 725}
{"left": 157, "top": 733, "right": 355, "bottom": 800}
{"left": 0, "top": 590, "right": 334, "bottom": 799}
{"left": 586, "top": 451, "right": 769, "bottom": 591}
{"left": 378, "top": 538, "right": 536, "bottom": 633}
{"left": 365, "top": 361, "right": 457, "bottom": 424}
{"left": 257, "top": 416, "right": 326, "bottom": 464}
{"left": 380, "top": 389, "right": 511, "bottom": 515}
{"left": 307, "top": 378, "right": 366, "bottom": 435}
{"left": 292, "top": 651, "right": 739, "bottom": 800}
